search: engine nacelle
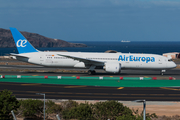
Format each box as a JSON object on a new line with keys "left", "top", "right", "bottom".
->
{"left": 103, "top": 62, "right": 121, "bottom": 73}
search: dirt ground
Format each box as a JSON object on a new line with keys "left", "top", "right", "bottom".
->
{"left": 123, "top": 101, "right": 180, "bottom": 116}
{"left": 72, "top": 100, "right": 180, "bottom": 116}
{"left": 15, "top": 100, "right": 180, "bottom": 120}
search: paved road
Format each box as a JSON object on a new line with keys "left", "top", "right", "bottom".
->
{"left": 0, "top": 82, "right": 180, "bottom": 101}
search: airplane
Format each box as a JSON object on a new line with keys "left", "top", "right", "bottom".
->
{"left": 9, "top": 27, "right": 176, "bottom": 75}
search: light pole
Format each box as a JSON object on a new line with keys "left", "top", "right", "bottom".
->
{"left": 36, "top": 93, "right": 45, "bottom": 120}
{"left": 133, "top": 100, "right": 146, "bottom": 120}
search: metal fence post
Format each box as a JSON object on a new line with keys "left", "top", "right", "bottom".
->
{"left": 56, "top": 114, "right": 61, "bottom": 120}
{"left": 11, "top": 110, "right": 17, "bottom": 120}
{"left": 36, "top": 93, "right": 45, "bottom": 120}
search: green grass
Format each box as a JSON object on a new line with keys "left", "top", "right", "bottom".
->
{"left": 0, "top": 75, "right": 180, "bottom": 87}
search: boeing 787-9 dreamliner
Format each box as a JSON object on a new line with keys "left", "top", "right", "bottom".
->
{"left": 9, "top": 27, "right": 176, "bottom": 75}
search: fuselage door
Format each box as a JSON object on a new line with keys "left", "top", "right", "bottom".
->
{"left": 40, "top": 55, "right": 44, "bottom": 64}
{"left": 158, "top": 57, "right": 163, "bottom": 64}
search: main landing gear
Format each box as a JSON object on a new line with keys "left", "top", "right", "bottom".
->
{"left": 88, "top": 70, "right": 96, "bottom": 75}
{"left": 88, "top": 65, "right": 96, "bottom": 75}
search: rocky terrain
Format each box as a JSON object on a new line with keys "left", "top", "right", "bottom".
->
{"left": 0, "top": 28, "right": 87, "bottom": 48}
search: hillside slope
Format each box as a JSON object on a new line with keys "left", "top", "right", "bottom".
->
{"left": 0, "top": 28, "right": 86, "bottom": 48}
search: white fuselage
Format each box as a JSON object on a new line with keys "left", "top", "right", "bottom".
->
{"left": 9, "top": 27, "right": 177, "bottom": 74}
{"left": 16, "top": 51, "right": 176, "bottom": 70}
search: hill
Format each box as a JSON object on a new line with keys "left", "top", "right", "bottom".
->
{"left": 0, "top": 28, "right": 87, "bottom": 48}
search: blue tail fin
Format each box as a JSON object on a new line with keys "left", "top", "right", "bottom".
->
{"left": 10, "top": 27, "right": 38, "bottom": 54}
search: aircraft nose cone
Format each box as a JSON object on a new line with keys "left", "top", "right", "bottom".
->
{"left": 173, "top": 63, "right": 177, "bottom": 68}
{"left": 167, "top": 62, "right": 176, "bottom": 68}
{"left": 171, "top": 62, "right": 177, "bottom": 68}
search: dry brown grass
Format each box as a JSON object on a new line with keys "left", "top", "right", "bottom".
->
{"left": 0, "top": 62, "right": 33, "bottom": 65}
{"left": 175, "top": 65, "right": 180, "bottom": 69}
{"left": 152, "top": 115, "right": 180, "bottom": 120}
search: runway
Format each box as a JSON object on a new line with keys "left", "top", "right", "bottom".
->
{"left": 1, "top": 64, "right": 180, "bottom": 101}
{"left": 0, "top": 82, "right": 180, "bottom": 101}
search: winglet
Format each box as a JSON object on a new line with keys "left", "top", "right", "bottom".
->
{"left": 10, "top": 27, "right": 38, "bottom": 54}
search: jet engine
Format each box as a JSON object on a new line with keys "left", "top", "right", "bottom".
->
{"left": 103, "top": 62, "right": 121, "bottom": 73}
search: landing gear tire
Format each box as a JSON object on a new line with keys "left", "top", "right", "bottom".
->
{"left": 92, "top": 70, "right": 96, "bottom": 75}
{"left": 88, "top": 70, "right": 96, "bottom": 75}
{"left": 161, "top": 72, "right": 164, "bottom": 75}
{"left": 160, "top": 70, "right": 166, "bottom": 76}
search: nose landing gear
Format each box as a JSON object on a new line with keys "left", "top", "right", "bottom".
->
{"left": 160, "top": 70, "right": 166, "bottom": 75}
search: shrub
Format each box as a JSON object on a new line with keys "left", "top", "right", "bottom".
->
{"left": 0, "top": 89, "right": 20, "bottom": 120}
{"left": 46, "top": 100, "right": 62, "bottom": 114}
{"left": 63, "top": 103, "right": 94, "bottom": 120}
{"left": 132, "top": 108, "right": 158, "bottom": 120}
{"left": 92, "top": 100, "right": 135, "bottom": 120}
{"left": 61, "top": 100, "right": 78, "bottom": 110}
{"left": 18, "top": 99, "right": 43, "bottom": 118}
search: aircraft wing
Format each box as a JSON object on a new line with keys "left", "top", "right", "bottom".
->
{"left": 57, "top": 54, "right": 104, "bottom": 65}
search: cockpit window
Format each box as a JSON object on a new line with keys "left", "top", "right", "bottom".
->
{"left": 168, "top": 59, "right": 172, "bottom": 61}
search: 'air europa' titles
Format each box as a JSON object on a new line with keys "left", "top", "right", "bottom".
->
{"left": 118, "top": 55, "right": 155, "bottom": 63}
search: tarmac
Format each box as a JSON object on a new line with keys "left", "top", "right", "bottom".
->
{"left": 1, "top": 59, "right": 180, "bottom": 116}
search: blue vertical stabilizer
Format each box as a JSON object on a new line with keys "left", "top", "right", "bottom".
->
{"left": 10, "top": 27, "right": 38, "bottom": 54}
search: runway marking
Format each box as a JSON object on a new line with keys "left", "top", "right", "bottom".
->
{"left": 91, "top": 93, "right": 110, "bottom": 95}
{"left": 144, "top": 76, "right": 149, "bottom": 78}
{"left": 32, "top": 75, "right": 39, "bottom": 76}
{"left": 110, "top": 76, "right": 113, "bottom": 77}
{"left": 21, "top": 84, "right": 41, "bottom": 86}
{"left": 72, "top": 75, "right": 76, "bottom": 77}
{"left": 26, "top": 91, "right": 42, "bottom": 93}
{"left": 132, "top": 94, "right": 147, "bottom": 96}
{"left": 64, "top": 86, "right": 87, "bottom": 88}
{"left": 160, "top": 87, "right": 180, "bottom": 91}
{"left": 112, "top": 94, "right": 128, "bottom": 95}
{"left": 149, "top": 94, "right": 165, "bottom": 96}
{"left": 168, "top": 94, "right": 180, "bottom": 96}
{"left": 5, "top": 90, "right": 180, "bottom": 97}
{"left": 0, "top": 82, "right": 118, "bottom": 90}
{"left": 11, "top": 92, "right": 180, "bottom": 96}
{"left": 117, "top": 87, "right": 124, "bottom": 89}
{"left": 13, "top": 94, "right": 180, "bottom": 100}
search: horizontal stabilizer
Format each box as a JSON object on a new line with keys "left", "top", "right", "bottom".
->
{"left": 10, "top": 53, "right": 29, "bottom": 58}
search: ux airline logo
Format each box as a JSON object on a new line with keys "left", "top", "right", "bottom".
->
{"left": 16, "top": 39, "right": 27, "bottom": 47}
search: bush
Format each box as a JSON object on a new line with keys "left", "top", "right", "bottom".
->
{"left": 18, "top": 99, "right": 43, "bottom": 118}
{"left": 62, "top": 100, "right": 136, "bottom": 120}
{"left": 61, "top": 100, "right": 78, "bottom": 110}
{"left": 116, "top": 115, "right": 136, "bottom": 120}
{"left": 0, "top": 89, "right": 20, "bottom": 120}
{"left": 45, "top": 100, "right": 62, "bottom": 119}
{"left": 92, "top": 100, "right": 135, "bottom": 120}
{"left": 132, "top": 108, "right": 158, "bottom": 120}
{"left": 63, "top": 102, "right": 94, "bottom": 120}
{"left": 46, "top": 100, "right": 62, "bottom": 114}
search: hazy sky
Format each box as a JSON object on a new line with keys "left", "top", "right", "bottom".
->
{"left": 1, "top": 0, "right": 180, "bottom": 41}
